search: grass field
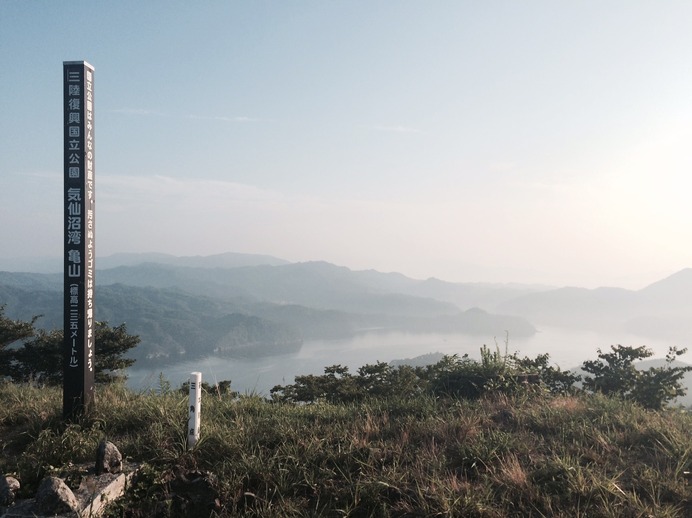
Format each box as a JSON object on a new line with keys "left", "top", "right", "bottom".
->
{"left": 1, "top": 380, "right": 691, "bottom": 517}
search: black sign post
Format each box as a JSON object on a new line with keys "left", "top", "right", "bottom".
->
{"left": 63, "top": 61, "right": 95, "bottom": 419}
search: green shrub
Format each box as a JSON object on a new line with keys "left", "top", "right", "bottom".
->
{"left": 2, "top": 316, "right": 139, "bottom": 385}
{"left": 582, "top": 345, "right": 692, "bottom": 410}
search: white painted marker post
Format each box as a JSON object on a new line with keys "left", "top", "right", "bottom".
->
{"left": 187, "top": 372, "right": 202, "bottom": 449}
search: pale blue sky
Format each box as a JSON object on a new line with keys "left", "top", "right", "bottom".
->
{"left": 2, "top": 1, "right": 692, "bottom": 288}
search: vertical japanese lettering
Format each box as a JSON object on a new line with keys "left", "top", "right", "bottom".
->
{"left": 63, "top": 61, "right": 95, "bottom": 419}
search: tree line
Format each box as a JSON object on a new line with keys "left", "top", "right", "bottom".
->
{"left": 270, "top": 343, "right": 692, "bottom": 411}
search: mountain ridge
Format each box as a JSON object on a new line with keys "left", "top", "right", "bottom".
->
{"left": 3, "top": 252, "right": 691, "bottom": 357}
{"left": 0, "top": 254, "right": 540, "bottom": 367}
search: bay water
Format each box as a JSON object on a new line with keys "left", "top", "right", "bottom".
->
{"left": 126, "top": 326, "right": 688, "bottom": 397}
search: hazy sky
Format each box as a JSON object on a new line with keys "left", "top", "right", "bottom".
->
{"left": 2, "top": 1, "right": 692, "bottom": 289}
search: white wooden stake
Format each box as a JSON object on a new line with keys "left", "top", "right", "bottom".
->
{"left": 187, "top": 372, "right": 202, "bottom": 449}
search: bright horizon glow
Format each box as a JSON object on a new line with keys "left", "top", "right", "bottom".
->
{"left": 2, "top": 1, "right": 692, "bottom": 290}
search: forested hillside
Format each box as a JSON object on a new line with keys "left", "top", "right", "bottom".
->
{"left": 0, "top": 256, "right": 537, "bottom": 367}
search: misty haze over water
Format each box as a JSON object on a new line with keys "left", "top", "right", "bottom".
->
{"left": 127, "top": 326, "right": 680, "bottom": 397}
{"left": 3, "top": 252, "right": 691, "bottom": 404}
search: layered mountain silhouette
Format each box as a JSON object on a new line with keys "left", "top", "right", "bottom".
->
{"left": 0, "top": 253, "right": 538, "bottom": 366}
{"left": 497, "top": 268, "right": 692, "bottom": 340}
{"left": 3, "top": 253, "right": 690, "bottom": 402}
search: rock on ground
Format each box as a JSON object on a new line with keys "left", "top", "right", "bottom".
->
{"left": 0, "top": 476, "right": 20, "bottom": 506}
{"left": 96, "top": 440, "right": 122, "bottom": 475}
{"left": 35, "top": 476, "right": 80, "bottom": 515}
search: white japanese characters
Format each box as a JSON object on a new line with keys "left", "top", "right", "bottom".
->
{"left": 63, "top": 61, "right": 95, "bottom": 416}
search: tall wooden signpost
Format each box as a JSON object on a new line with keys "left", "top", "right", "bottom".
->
{"left": 63, "top": 61, "right": 96, "bottom": 419}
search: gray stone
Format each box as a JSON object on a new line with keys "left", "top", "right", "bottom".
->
{"left": 96, "top": 440, "right": 122, "bottom": 475}
{"left": 75, "top": 472, "right": 134, "bottom": 518}
{"left": 35, "top": 476, "right": 80, "bottom": 515}
{"left": 0, "top": 475, "right": 20, "bottom": 506}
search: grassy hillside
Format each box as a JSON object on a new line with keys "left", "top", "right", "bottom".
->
{"left": 1, "top": 382, "right": 690, "bottom": 517}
